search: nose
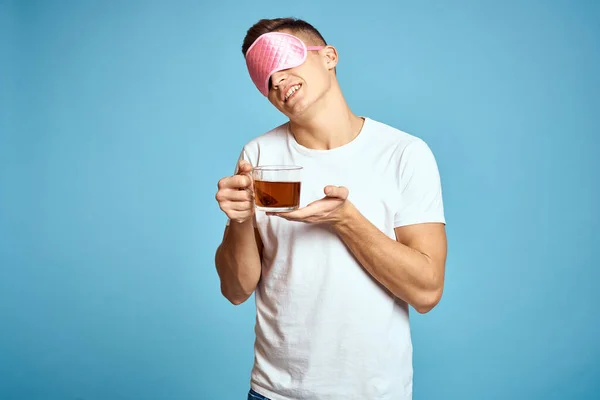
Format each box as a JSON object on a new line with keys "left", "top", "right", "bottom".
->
{"left": 270, "top": 70, "right": 288, "bottom": 89}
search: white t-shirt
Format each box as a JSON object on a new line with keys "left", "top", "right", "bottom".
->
{"left": 234, "top": 117, "right": 445, "bottom": 400}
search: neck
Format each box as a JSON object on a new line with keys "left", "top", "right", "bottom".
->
{"left": 289, "top": 82, "right": 364, "bottom": 150}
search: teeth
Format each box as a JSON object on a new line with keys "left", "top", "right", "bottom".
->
{"left": 285, "top": 85, "right": 301, "bottom": 101}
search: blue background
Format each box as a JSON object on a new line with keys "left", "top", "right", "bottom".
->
{"left": 1, "top": 0, "right": 599, "bottom": 399}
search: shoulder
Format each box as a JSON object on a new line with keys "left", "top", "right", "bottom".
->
{"left": 364, "top": 117, "right": 434, "bottom": 160}
{"left": 240, "top": 122, "right": 289, "bottom": 159}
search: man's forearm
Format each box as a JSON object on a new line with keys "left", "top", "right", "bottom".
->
{"left": 332, "top": 203, "right": 444, "bottom": 313}
{"left": 215, "top": 219, "right": 262, "bottom": 305}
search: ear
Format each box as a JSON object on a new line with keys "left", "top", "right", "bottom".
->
{"left": 322, "top": 45, "right": 338, "bottom": 70}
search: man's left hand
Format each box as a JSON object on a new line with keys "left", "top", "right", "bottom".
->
{"left": 267, "top": 185, "right": 350, "bottom": 224}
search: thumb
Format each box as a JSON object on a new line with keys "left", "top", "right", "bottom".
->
{"left": 236, "top": 160, "right": 253, "bottom": 175}
{"left": 324, "top": 185, "right": 349, "bottom": 200}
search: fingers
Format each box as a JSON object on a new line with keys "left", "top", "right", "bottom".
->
{"left": 216, "top": 166, "right": 255, "bottom": 221}
{"left": 236, "top": 159, "right": 253, "bottom": 175}
{"left": 219, "top": 200, "right": 254, "bottom": 212}
{"left": 215, "top": 188, "right": 253, "bottom": 203}
{"left": 216, "top": 192, "right": 254, "bottom": 219}
{"left": 266, "top": 211, "right": 296, "bottom": 221}
{"left": 216, "top": 188, "right": 254, "bottom": 213}
{"left": 218, "top": 174, "right": 253, "bottom": 190}
{"left": 324, "top": 185, "right": 349, "bottom": 200}
{"left": 267, "top": 204, "right": 315, "bottom": 220}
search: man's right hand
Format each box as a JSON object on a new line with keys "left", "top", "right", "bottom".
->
{"left": 216, "top": 160, "right": 255, "bottom": 223}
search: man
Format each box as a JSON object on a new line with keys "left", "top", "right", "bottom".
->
{"left": 215, "top": 17, "right": 447, "bottom": 400}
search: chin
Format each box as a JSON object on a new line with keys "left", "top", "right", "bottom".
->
{"left": 284, "top": 103, "right": 311, "bottom": 119}
{"left": 288, "top": 92, "right": 318, "bottom": 113}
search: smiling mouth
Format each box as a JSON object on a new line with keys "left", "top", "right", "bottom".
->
{"left": 284, "top": 84, "right": 302, "bottom": 102}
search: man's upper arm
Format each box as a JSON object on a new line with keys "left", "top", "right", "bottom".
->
{"left": 395, "top": 223, "right": 447, "bottom": 269}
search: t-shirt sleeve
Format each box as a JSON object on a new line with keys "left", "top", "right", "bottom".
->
{"left": 394, "top": 139, "right": 446, "bottom": 227}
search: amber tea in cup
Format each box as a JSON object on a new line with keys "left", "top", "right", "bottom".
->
{"left": 252, "top": 166, "right": 302, "bottom": 212}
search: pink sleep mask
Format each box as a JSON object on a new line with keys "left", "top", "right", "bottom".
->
{"left": 245, "top": 32, "right": 324, "bottom": 96}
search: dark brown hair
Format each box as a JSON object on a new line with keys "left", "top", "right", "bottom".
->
{"left": 242, "top": 18, "right": 328, "bottom": 57}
